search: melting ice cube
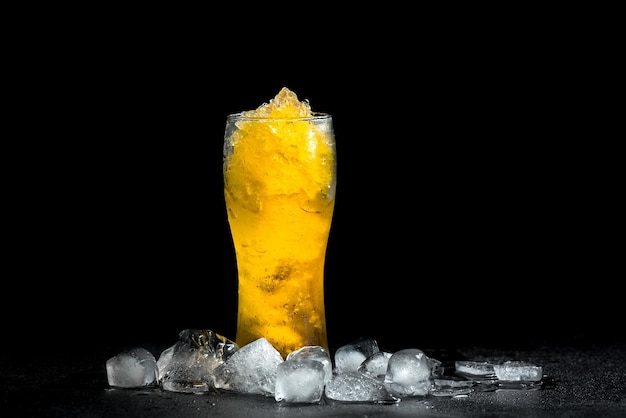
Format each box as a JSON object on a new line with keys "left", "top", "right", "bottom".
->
{"left": 274, "top": 358, "right": 326, "bottom": 403}
{"left": 157, "top": 329, "right": 237, "bottom": 393}
{"left": 333, "top": 338, "right": 379, "bottom": 374}
{"left": 106, "top": 347, "right": 158, "bottom": 388}
{"left": 324, "top": 371, "right": 399, "bottom": 404}
{"left": 212, "top": 337, "right": 284, "bottom": 396}
{"left": 455, "top": 360, "right": 496, "bottom": 378}
{"left": 432, "top": 376, "right": 476, "bottom": 397}
{"left": 494, "top": 361, "right": 543, "bottom": 382}
{"left": 384, "top": 348, "right": 434, "bottom": 397}
{"left": 357, "top": 351, "right": 392, "bottom": 381}
{"left": 286, "top": 345, "right": 333, "bottom": 384}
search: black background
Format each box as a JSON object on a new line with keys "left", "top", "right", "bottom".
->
{"left": 7, "top": 10, "right": 622, "bottom": 361}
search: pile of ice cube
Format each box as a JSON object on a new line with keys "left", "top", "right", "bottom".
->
{"left": 106, "top": 329, "right": 544, "bottom": 404}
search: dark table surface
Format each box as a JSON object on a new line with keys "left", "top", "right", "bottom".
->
{"left": 3, "top": 338, "right": 625, "bottom": 417}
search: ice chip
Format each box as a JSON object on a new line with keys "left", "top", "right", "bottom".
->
{"left": 286, "top": 345, "right": 333, "bottom": 384}
{"left": 334, "top": 338, "right": 380, "bottom": 374}
{"left": 455, "top": 360, "right": 496, "bottom": 378}
{"left": 157, "top": 329, "right": 237, "bottom": 393}
{"left": 212, "top": 337, "right": 284, "bottom": 396}
{"left": 274, "top": 359, "right": 325, "bottom": 403}
{"left": 494, "top": 361, "right": 543, "bottom": 382}
{"left": 432, "top": 376, "right": 476, "bottom": 397}
{"left": 324, "top": 371, "right": 399, "bottom": 404}
{"left": 384, "top": 348, "right": 434, "bottom": 397}
{"left": 106, "top": 347, "right": 158, "bottom": 388}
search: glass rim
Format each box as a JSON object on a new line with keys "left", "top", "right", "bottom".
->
{"left": 227, "top": 111, "right": 332, "bottom": 122}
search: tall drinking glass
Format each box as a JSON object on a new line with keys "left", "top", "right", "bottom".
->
{"left": 223, "top": 110, "right": 337, "bottom": 358}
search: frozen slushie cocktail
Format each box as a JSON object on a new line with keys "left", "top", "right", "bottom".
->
{"left": 223, "top": 87, "right": 337, "bottom": 357}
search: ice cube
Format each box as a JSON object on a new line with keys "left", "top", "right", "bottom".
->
{"left": 384, "top": 348, "right": 434, "bottom": 397}
{"left": 212, "top": 337, "right": 284, "bottom": 396}
{"left": 324, "top": 371, "right": 399, "bottom": 404}
{"left": 494, "top": 361, "right": 543, "bottom": 382}
{"left": 432, "top": 376, "right": 476, "bottom": 397}
{"left": 157, "top": 329, "right": 237, "bottom": 393}
{"left": 455, "top": 360, "right": 496, "bottom": 377}
{"left": 333, "top": 338, "right": 380, "bottom": 374}
{"left": 357, "top": 351, "right": 392, "bottom": 380}
{"left": 274, "top": 358, "right": 325, "bottom": 403}
{"left": 106, "top": 347, "right": 158, "bottom": 388}
{"left": 286, "top": 345, "right": 333, "bottom": 384}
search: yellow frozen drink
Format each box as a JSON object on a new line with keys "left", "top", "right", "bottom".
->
{"left": 223, "top": 87, "right": 336, "bottom": 357}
